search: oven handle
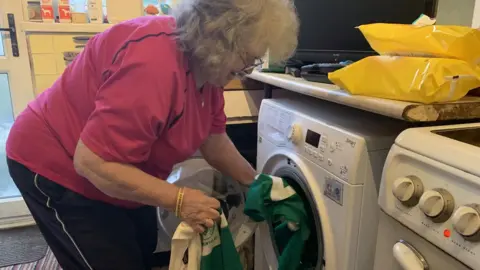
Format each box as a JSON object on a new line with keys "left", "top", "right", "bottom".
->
{"left": 393, "top": 240, "right": 429, "bottom": 270}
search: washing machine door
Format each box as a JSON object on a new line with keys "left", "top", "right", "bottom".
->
{"left": 157, "top": 158, "right": 256, "bottom": 251}
{"left": 256, "top": 161, "right": 324, "bottom": 270}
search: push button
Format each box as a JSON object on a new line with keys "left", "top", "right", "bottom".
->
{"left": 328, "top": 159, "right": 333, "bottom": 166}
{"left": 319, "top": 144, "right": 326, "bottom": 153}
{"left": 329, "top": 143, "right": 336, "bottom": 153}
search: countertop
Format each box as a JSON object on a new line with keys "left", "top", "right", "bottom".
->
{"left": 247, "top": 71, "right": 480, "bottom": 122}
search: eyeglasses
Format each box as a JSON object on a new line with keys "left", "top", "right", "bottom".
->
{"left": 233, "top": 58, "right": 264, "bottom": 77}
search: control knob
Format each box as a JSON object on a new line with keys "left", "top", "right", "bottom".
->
{"left": 452, "top": 204, "right": 480, "bottom": 241}
{"left": 392, "top": 176, "right": 424, "bottom": 207}
{"left": 418, "top": 188, "right": 454, "bottom": 223}
{"left": 287, "top": 123, "right": 302, "bottom": 145}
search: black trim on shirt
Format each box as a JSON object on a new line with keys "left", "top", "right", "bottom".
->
{"left": 108, "top": 30, "right": 189, "bottom": 131}
{"left": 167, "top": 106, "right": 185, "bottom": 130}
{"left": 101, "top": 70, "right": 112, "bottom": 82}
{"left": 111, "top": 32, "right": 177, "bottom": 65}
{"left": 184, "top": 70, "right": 191, "bottom": 92}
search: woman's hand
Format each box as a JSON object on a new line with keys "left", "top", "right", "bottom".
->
{"left": 179, "top": 187, "right": 221, "bottom": 233}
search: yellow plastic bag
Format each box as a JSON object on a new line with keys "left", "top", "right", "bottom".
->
{"left": 328, "top": 56, "right": 480, "bottom": 104}
{"left": 358, "top": 23, "right": 480, "bottom": 66}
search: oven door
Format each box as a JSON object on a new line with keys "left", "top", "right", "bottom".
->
{"left": 374, "top": 211, "right": 471, "bottom": 270}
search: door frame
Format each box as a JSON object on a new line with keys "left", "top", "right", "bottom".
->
{"left": 0, "top": 0, "right": 35, "bottom": 229}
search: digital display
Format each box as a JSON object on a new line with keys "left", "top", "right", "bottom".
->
{"left": 305, "top": 129, "right": 321, "bottom": 147}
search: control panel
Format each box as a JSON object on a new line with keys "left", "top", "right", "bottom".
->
{"left": 258, "top": 102, "right": 366, "bottom": 185}
{"left": 379, "top": 145, "right": 480, "bottom": 269}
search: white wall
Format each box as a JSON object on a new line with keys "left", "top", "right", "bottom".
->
{"left": 473, "top": 0, "right": 480, "bottom": 27}
{"left": 436, "top": 0, "right": 476, "bottom": 26}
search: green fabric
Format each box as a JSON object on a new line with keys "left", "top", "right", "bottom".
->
{"left": 199, "top": 211, "right": 243, "bottom": 270}
{"left": 244, "top": 174, "right": 310, "bottom": 270}
{"left": 260, "top": 63, "right": 286, "bottom": 73}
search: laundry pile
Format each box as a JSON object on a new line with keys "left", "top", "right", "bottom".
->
{"left": 245, "top": 174, "right": 310, "bottom": 270}
{"left": 169, "top": 174, "right": 309, "bottom": 270}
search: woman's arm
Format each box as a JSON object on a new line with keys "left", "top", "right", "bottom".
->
{"left": 74, "top": 140, "right": 178, "bottom": 210}
{"left": 200, "top": 133, "right": 256, "bottom": 186}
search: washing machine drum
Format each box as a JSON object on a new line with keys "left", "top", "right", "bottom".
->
{"left": 157, "top": 158, "right": 256, "bottom": 249}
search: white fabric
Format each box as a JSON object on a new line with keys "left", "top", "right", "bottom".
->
{"left": 169, "top": 213, "right": 230, "bottom": 270}
{"left": 266, "top": 175, "right": 299, "bottom": 231}
{"left": 269, "top": 176, "right": 296, "bottom": 202}
{"left": 169, "top": 223, "right": 202, "bottom": 270}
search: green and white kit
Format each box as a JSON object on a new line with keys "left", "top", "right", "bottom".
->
{"left": 244, "top": 174, "right": 310, "bottom": 270}
{"left": 169, "top": 211, "right": 243, "bottom": 270}
{"left": 169, "top": 173, "right": 309, "bottom": 270}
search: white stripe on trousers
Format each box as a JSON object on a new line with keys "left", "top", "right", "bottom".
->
{"left": 33, "top": 174, "right": 93, "bottom": 270}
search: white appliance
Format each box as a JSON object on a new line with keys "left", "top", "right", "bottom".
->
{"left": 374, "top": 211, "right": 471, "bottom": 270}
{"left": 255, "top": 96, "right": 407, "bottom": 270}
{"left": 376, "top": 123, "right": 480, "bottom": 270}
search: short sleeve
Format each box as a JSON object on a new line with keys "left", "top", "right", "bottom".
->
{"left": 80, "top": 53, "right": 177, "bottom": 164}
{"left": 210, "top": 87, "right": 227, "bottom": 134}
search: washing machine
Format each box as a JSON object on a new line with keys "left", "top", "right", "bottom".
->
{"left": 376, "top": 123, "right": 480, "bottom": 270}
{"left": 255, "top": 96, "right": 408, "bottom": 270}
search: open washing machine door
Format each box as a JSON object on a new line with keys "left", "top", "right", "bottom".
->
{"left": 155, "top": 158, "right": 257, "bottom": 252}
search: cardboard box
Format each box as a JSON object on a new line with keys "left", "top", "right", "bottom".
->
{"left": 58, "top": 5, "right": 71, "bottom": 23}
{"left": 40, "top": 0, "right": 54, "bottom": 22}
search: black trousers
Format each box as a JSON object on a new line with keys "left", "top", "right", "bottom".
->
{"left": 7, "top": 158, "right": 165, "bottom": 270}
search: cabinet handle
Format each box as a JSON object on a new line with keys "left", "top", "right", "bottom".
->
{"left": 0, "top": 13, "right": 19, "bottom": 57}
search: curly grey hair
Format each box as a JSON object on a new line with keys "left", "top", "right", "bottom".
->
{"left": 173, "top": 0, "right": 299, "bottom": 76}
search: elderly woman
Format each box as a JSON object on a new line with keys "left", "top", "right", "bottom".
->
{"left": 6, "top": 0, "right": 298, "bottom": 269}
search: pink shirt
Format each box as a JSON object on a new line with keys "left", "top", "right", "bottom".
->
{"left": 6, "top": 16, "right": 227, "bottom": 208}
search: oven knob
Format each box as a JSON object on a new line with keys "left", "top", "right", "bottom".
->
{"left": 452, "top": 205, "right": 480, "bottom": 239}
{"left": 392, "top": 176, "right": 424, "bottom": 206}
{"left": 287, "top": 123, "right": 302, "bottom": 145}
{"left": 418, "top": 188, "right": 454, "bottom": 223}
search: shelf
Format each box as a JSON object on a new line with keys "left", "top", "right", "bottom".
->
{"left": 21, "top": 22, "right": 114, "bottom": 33}
{"left": 248, "top": 71, "right": 480, "bottom": 122}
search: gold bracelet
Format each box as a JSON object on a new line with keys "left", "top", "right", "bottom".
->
{"left": 178, "top": 188, "right": 185, "bottom": 217}
{"left": 175, "top": 187, "right": 185, "bottom": 218}
{"left": 175, "top": 188, "right": 181, "bottom": 217}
